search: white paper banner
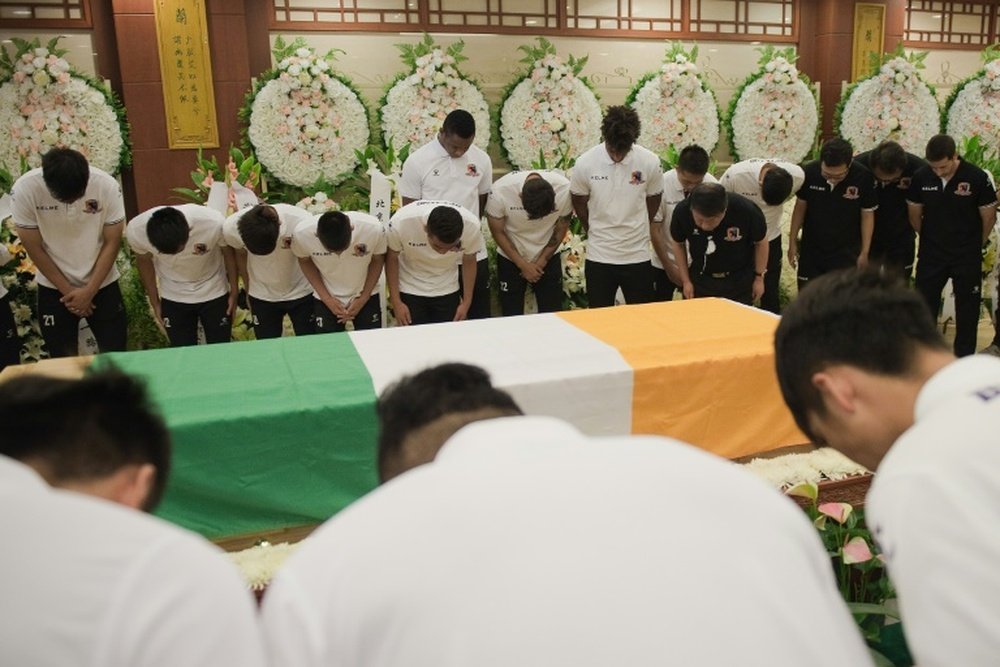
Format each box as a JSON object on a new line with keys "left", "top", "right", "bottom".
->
{"left": 0, "top": 193, "right": 11, "bottom": 222}
{"left": 206, "top": 181, "right": 229, "bottom": 215}
{"left": 231, "top": 181, "right": 259, "bottom": 211}
{"left": 369, "top": 169, "right": 392, "bottom": 327}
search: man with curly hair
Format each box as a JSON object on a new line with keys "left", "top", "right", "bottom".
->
{"left": 570, "top": 106, "right": 664, "bottom": 308}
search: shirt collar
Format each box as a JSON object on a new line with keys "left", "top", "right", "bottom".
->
{"left": 914, "top": 355, "right": 1000, "bottom": 422}
{"left": 0, "top": 454, "right": 48, "bottom": 493}
{"left": 436, "top": 415, "right": 585, "bottom": 462}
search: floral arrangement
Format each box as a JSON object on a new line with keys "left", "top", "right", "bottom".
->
{"left": 227, "top": 540, "right": 300, "bottom": 592}
{"left": 559, "top": 218, "right": 588, "bottom": 310}
{"left": 626, "top": 42, "right": 720, "bottom": 159}
{"left": 945, "top": 44, "right": 1000, "bottom": 160}
{"left": 743, "top": 447, "right": 870, "bottom": 490}
{"left": 174, "top": 145, "right": 262, "bottom": 211}
{"left": 296, "top": 190, "right": 340, "bottom": 214}
{"left": 497, "top": 38, "right": 601, "bottom": 170}
{"left": 0, "top": 193, "right": 45, "bottom": 362}
{"left": 379, "top": 34, "right": 490, "bottom": 152}
{"left": 242, "top": 36, "right": 370, "bottom": 189}
{"left": 725, "top": 46, "right": 819, "bottom": 163}
{"left": 835, "top": 45, "right": 940, "bottom": 154}
{"left": 0, "top": 37, "right": 130, "bottom": 177}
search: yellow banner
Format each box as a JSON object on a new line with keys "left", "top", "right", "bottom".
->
{"left": 852, "top": 3, "right": 886, "bottom": 82}
{"left": 154, "top": 0, "right": 219, "bottom": 148}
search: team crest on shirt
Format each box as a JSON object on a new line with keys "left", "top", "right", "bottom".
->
{"left": 724, "top": 227, "right": 743, "bottom": 242}
{"left": 843, "top": 186, "right": 859, "bottom": 200}
{"left": 193, "top": 243, "right": 208, "bottom": 255}
{"left": 281, "top": 236, "right": 292, "bottom": 249}
{"left": 352, "top": 243, "right": 369, "bottom": 257}
{"left": 432, "top": 168, "right": 441, "bottom": 177}
{"left": 466, "top": 164, "right": 479, "bottom": 177}
{"left": 897, "top": 177, "right": 911, "bottom": 190}
{"left": 83, "top": 199, "right": 101, "bottom": 214}
{"left": 956, "top": 182, "right": 972, "bottom": 196}
{"left": 630, "top": 171, "right": 643, "bottom": 185}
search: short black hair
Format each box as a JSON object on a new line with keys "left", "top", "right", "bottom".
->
{"left": 147, "top": 207, "right": 190, "bottom": 255}
{"left": 41, "top": 147, "right": 89, "bottom": 203}
{"left": 0, "top": 368, "right": 172, "bottom": 511}
{"left": 760, "top": 166, "right": 794, "bottom": 206}
{"left": 820, "top": 137, "right": 854, "bottom": 168}
{"left": 676, "top": 145, "right": 710, "bottom": 176}
{"left": 521, "top": 176, "right": 556, "bottom": 220}
{"left": 376, "top": 363, "right": 522, "bottom": 482}
{"left": 237, "top": 205, "right": 280, "bottom": 255}
{"left": 316, "top": 211, "right": 352, "bottom": 253}
{"left": 925, "top": 134, "right": 957, "bottom": 162}
{"left": 774, "top": 267, "right": 948, "bottom": 442}
{"left": 442, "top": 109, "right": 476, "bottom": 139}
{"left": 426, "top": 206, "right": 464, "bottom": 245}
{"left": 601, "top": 105, "right": 641, "bottom": 155}
{"left": 688, "top": 182, "right": 728, "bottom": 217}
{"left": 869, "top": 140, "right": 907, "bottom": 175}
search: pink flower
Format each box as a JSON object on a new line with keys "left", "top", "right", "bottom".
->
{"left": 818, "top": 502, "right": 853, "bottom": 524}
{"left": 841, "top": 536, "right": 874, "bottom": 564}
{"left": 201, "top": 171, "right": 214, "bottom": 188}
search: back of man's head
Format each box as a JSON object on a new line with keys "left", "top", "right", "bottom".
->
{"left": 0, "top": 369, "right": 171, "bottom": 511}
{"left": 760, "top": 166, "right": 794, "bottom": 205}
{"left": 442, "top": 109, "right": 476, "bottom": 139}
{"left": 521, "top": 176, "right": 556, "bottom": 220}
{"left": 426, "top": 206, "right": 464, "bottom": 244}
{"left": 376, "top": 363, "right": 523, "bottom": 482}
{"left": 925, "top": 134, "right": 957, "bottom": 162}
{"left": 41, "top": 147, "right": 90, "bottom": 204}
{"left": 317, "top": 211, "right": 352, "bottom": 253}
{"left": 820, "top": 137, "right": 854, "bottom": 167}
{"left": 237, "top": 205, "right": 281, "bottom": 255}
{"left": 676, "top": 145, "right": 710, "bottom": 176}
{"left": 601, "top": 105, "right": 641, "bottom": 155}
{"left": 774, "top": 267, "right": 948, "bottom": 442}
{"left": 147, "top": 207, "right": 191, "bottom": 254}
{"left": 870, "top": 140, "right": 907, "bottom": 175}
{"left": 689, "top": 182, "right": 727, "bottom": 217}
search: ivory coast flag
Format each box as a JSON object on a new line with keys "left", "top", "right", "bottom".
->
{"left": 96, "top": 298, "right": 805, "bottom": 539}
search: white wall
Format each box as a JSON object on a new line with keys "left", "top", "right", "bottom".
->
{"left": 0, "top": 30, "right": 97, "bottom": 77}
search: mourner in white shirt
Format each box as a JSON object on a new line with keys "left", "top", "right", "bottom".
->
{"left": 570, "top": 105, "right": 663, "bottom": 308}
{"left": 400, "top": 109, "right": 493, "bottom": 319}
{"left": 223, "top": 203, "right": 314, "bottom": 339}
{"left": 386, "top": 200, "right": 483, "bottom": 326}
{"left": 10, "top": 148, "right": 127, "bottom": 357}
{"left": 0, "top": 370, "right": 266, "bottom": 667}
{"left": 720, "top": 157, "right": 803, "bottom": 313}
{"left": 261, "top": 362, "right": 873, "bottom": 667}
{"left": 485, "top": 170, "right": 572, "bottom": 315}
{"left": 291, "top": 210, "right": 388, "bottom": 332}
{"left": 775, "top": 267, "right": 1000, "bottom": 667}
{"left": 126, "top": 204, "right": 238, "bottom": 346}
{"left": 654, "top": 145, "right": 718, "bottom": 301}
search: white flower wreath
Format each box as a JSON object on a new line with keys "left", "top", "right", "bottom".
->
{"left": 0, "top": 38, "right": 129, "bottom": 176}
{"left": 946, "top": 49, "right": 1000, "bottom": 158}
{"left": 379, "top": 35, "right": 490, "bottom": 152}
{"left": 836, "top": 47, "right": 939, "bottom": 154}
{"left": 627, "top": 43, "right": 720, "bottom": 156}
{"left": 498, "top": 38, "right": 601, "bottom": 170}
{"left": 726, "top": 47, "right": 818, "bottom": 163}
{"left": 246, "top": 37, "right": 370, "bottom": 189}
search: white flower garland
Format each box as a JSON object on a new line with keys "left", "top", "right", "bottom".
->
{"left": 247, "top": 45, "right": 370, "bottom": 189}
{"left": 838, "top": 56, "right": 940, "bottom": 154}
{"left": 0, "top": 45, "right": 127, "bottom": 176}
{"left": 946, "top": 59, "right": 1000, "bottom": 158}
{"left": 296, "top": 190, "right": 340, "bottom": 215}
{"left": 380, "top": 48, "right": 490, "bottom": 152}
{"left": 630, "top": 53, "right": 720, "bottom": 155}
{"left": 227, "top": 541, "right": 299, "bottom": 591}
{"left": 728, "top": 54, "right": 818, "bottom": 163}
{"left": 499, "top": 52, "right": 601, "bottom": 170}
{"left": 742, "top": 448, "right": 870, "bottom": 490}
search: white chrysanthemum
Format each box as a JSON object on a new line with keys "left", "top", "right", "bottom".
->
{"left": 381, "top": 71, "right": 490, "bottom": 151}
{"left": 499, "top": 64, "right": 601, "bottom": 170}
{"left": 946, "top": 61, "right": 1000, "bottom": 157}
{"left": 0, "top": 47, "right": 126, "bottom": 176}
{"left": 730, "top": 62, "right": 818, "bottom": 163}
{"left": 228, "top": 541, "right": 300, "bottom": 591}
{"left": 248, "top": 54, "right": 370, "bottom": 188}
{"left": 743, "top": 447, "right": 870, "bottom": 490}
{"left": 631, "top": 62, "right": 720, "bottom": 155}
{"left": 839, "top": 57, "right": 940, "bottom": 154}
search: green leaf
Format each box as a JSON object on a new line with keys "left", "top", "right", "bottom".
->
{"left": 846, "top": 602, "right": 900, "bottom": 619}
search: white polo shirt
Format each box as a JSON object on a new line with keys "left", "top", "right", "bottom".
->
{"left": 126, "top": 204, "right": 229, "bottom": 304}
{"left": 10, "top": 166, "right": 125, "bottom": 289}
{"left": 223, "top": 203, "right": 312, "bottom": 302}
{"left": 0, "top": 455, "right": 266, "bottom": 667}
{"left": 720, "top": 159, "right": 805, "bottom": 241}
{"left": 291, "top": 212, "right": 388, "bottom": 304}
{"left": 653, "top": 169, "right": 719, "bottom": 270}
{"left": 261, "top": 415, "right": 871, "bottom": 667}
{"left": 387, "top": 200, "right": 483, "bottom": 297}
{"left": 399, "top": 137, "right": 493, "bottom": 217}
{"left": 570, "top": 143, "right": 664, "bottom": 264}
{"left": 484, "top": 170, "right": 572, "bottom": 262}
{"left": 867, "top": 355, "right": 1000, "bottom": 666}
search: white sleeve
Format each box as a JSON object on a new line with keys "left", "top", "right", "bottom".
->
{"left": 398, "top": 155, "right": 423, "bottom": 201}
{"left": 260, "top": 571, "right": 329, "bottom": 667}
{"left": 97, "top": 536, "right": 266, "bottom": 667}
{"left": 478, "top": 156, "right": 493, "bottom": 196}
{"left": 373, "top": 224, "right": 388, "bottom": 254}
{"left": 10, "top": 177, "right": 37, "bottom": 229}
{"left": 484, "top": 190, "right": 504, "bottom": 219}
{"left": 569, "top": 161, "right": 590, "bottom": 196}
{"left": 645, "top": 160, "right": 664, "bottom": 196}
{"left": 104, "top": 178, "right": 126, "bottom": 225}
{"left": 125, "top": 214, "right": 153, "bottom": 255}
{"left": 222, "top": 213, "right": 246, "bottom": 249}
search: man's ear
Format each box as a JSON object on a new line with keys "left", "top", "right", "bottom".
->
{"left": 115, "top": 463, "right": 156, "bottom": 511}
{"left": 811, "top": 367, "right": 857, "bottom": 415}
